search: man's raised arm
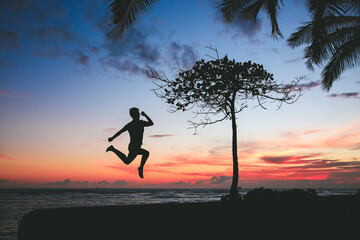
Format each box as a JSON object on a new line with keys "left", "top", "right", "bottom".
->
{"left": 141, "top": 111, "right": 154, "bottom": 126}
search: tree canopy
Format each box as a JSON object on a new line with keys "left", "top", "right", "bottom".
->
{"left": 147, "top": 47, "right": 301, "bottom": 131}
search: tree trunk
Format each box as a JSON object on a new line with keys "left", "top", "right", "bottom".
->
{"left": 229, "top": 97, "right": 239, "bottom": 200}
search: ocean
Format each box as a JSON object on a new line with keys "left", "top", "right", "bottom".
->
{"left": 0, "top": 188, "right": 357, "bottom": 239}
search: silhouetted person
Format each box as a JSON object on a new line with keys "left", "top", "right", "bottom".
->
{"left": 106, "top": 108, "right": 154, "bottom": 178}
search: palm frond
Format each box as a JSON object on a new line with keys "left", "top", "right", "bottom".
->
{"left": 307, "top": 0, "right": 345, "bottom": 20}
{"left": 217, "top": 0, "right": 251, "bottom": 22}
{"left": 241, "top": 0, "right": 264, "bottom": 21}
{"left": 242, "top": 0, "right": 283, "bottom": 39}
{"left": 289, "top": 16, "right": 360, "bottom": 64}
{"left": 321, "top": 34, "right": 360, "bottom": 90}
{"left": 263, "top": 0, "right": 283, "bottom": 39}
{"left": 322, "top": 15, "right": 360, "bottom": 33}
{"left": 345, "top": 0, "right": 360, "bottom": 16}
{"left": 288, "top": 21, "right": 312, "bottom": 48}
{"left": 104, "top": 0, "right": 159, "bottom": 40}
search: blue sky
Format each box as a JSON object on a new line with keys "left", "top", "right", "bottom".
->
{"left": 0, "top": 0, "right": 359, "bottom": 188}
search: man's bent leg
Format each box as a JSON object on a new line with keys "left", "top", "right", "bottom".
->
{"left": 107, "top": 145, "right": 129, "bottom": 164}
{"left": 126, "top": 151, "right": 138, "bottom": 165}
{"left": 138, "top": 148, "right": 149, "bottom": 178}
{"left": 139, "top": 148, "right": 149, "bottom": 168}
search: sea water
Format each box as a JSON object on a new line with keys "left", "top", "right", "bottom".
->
{"left": 0, "top": 188, "right": 357, "bottom": 239}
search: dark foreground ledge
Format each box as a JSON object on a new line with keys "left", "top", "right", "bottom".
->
{"left": 18, "top": 195, "right": 360, "bottom": 239}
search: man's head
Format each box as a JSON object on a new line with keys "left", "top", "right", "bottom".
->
{"left": 129, "top": 107, "right": 140, "bottom": 120}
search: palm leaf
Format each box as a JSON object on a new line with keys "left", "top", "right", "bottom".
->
{"left": 218, "top": 0, "right": 251, "bottom": 22}
{"left": 288, "top": 22, "right": 313, "bottom": 48}
{"left": 289, "top": 15, "right": 360, "bottom": 69}
{"left": 306, "top": 0, "right": 345, "bottom": 20}
{"left": 345, "top": 0, "right": 360, "bottom": 16}
{"left": 321, "top": 33, "right": 360, "bottom": 90}
{"left": 104, "top": 0, "right": 159, "bottom": 40}
{"left": 242, "top": 0, "right": 284, "bottom": 39}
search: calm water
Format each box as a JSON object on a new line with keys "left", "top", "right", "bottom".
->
{"left": 0, "top": 188, "right": 357, "bottom": 239}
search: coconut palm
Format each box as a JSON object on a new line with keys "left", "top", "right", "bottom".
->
{"left": 218, "top": 0, "right": 360, "bottom": 90}
{"left": 288, "top": 0, "right": 360, "bottom": 90}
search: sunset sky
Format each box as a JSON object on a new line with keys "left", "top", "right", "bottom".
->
{"left": 1, "top": 0, "right": 359, "bottom": 189}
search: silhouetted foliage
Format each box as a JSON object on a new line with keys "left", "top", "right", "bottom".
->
{"left": 104, "top": 0, "right": 159, "bottom": 40}
{"left": 243, "top": 187, "right": 277, "bottom": 201}
{"left": 146, "top": 47, "right": 301, "bottom": 200}
{"left": 104, "top": 1, "right": 360, "bottom": 90}
{"left": 356, "top": 189, "right": 360, "bottom": 196}
{"left": 218, "top": 0, "right": 360, "bottom": 90}
{"left": 278, "top": 188, "right": 317, "bottom": 200}
{"left": 243, "top": 188, "right": 318, "bottom": 201}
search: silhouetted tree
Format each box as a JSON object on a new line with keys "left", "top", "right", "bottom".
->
{"left": 146, "top": 47, "right": 301, "bottom": 200}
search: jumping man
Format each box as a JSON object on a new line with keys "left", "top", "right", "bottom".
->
{"left": 106, "top": 107, "right": 154, "bottom": 178}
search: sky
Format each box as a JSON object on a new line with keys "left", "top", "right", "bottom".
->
{"left": 0, "top": 0, "right": 359, "bottom": 189}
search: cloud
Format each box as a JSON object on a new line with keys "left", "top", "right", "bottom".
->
{"left": 260, "top": 154, "right": 319, "bottom": 164}
{"left": 152, "top": 154, "right": 232, "bottom": 169}
{"left": 104, "top": 128, "right": 117, "bottom": 134}
{"left": 96, "top": 180, "right": 111, "bottom": 185}
{"left": 34, "top": 45, "right": 62, "bottom": 59}
{"left": 0, "top": 0, "right": 98, "bottom": 68}
{"left": 100, "top": 26, "right": 198, "bottom": 75}
{"left": 29, "top": 26, "right": 76, "bottom": 44}
{"left": 102, "top": 27, "right": 161, "bottom": 74}
{"left": 327, "top": 170, "right": 360, "bottom": 180}
{"left": 284, "top": 57, "right": 303, "bottom": 64}
{"left": 0, "top": 0, "right": 69, "bottom": 25}
{"left": 215, "top": 12, "right": 263, "bottom": 42}
{"left": 328, "top": 92, "right": 360, "bottom": 99}
{"left": 166, "top": 42, "right": 198, "bottom": 69}
{"left": 302, "top": 129, "right": 322, "bottom": 135}
{"left": 352, "top": 144, "right": 360, "bottom": 150}
{"left": 0, "top": 153, "right": 22, "bottom": 162}
{"left": 283, "top": 159, "right": 360, "bottom": 170}
{"left": 0, "top": 88, "right": 30, "bottom": 98}
{"left": 100, "top": 58, "right": 142, "bottom": 74}
{"left": 113, "top": 180, "right": 128, "bottom": 186}
{"left": 45, "top": 179, "right": 89, "bottom": 186}
{"left": 0, "top": 179, "right": 16, "bottom": 184}
{"left": 210, "top": 175, "right": 232, "bottom": 185}
{"left": 44, "top": 179, "right": 129, "bottom": 187}
{"left": 169, "top": 180, "right": 192, "bottom": 187}
{"left": 297, "top": 81, "right": 321, "bottom": 91}
{"left": 0, "top": 29, "right": 21, "bottom": 50}
{"left": 270, "top": 48, "right": 279, "bottom": 53}
{"left": 73, "top": 50, "right": 90, "bottom": 66}
{"left": 149, "top": 134, "right": 174, "bottom": 138}
{"left": 0, "top": 59, "right": 7, "bottom": 66}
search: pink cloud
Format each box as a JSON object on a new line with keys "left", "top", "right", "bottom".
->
{"left": 149, "top": 134, "right": 174, "bottom": 138}
{"left": 0, "top": 153, "right": 22, "bottom": 162}
{"left": 0, "top": 88, "right": 30, "bottom": 98}
{"left": 302, "top": 129, "right": 322, "bottom": 135}
{"left": 260, "top": 154, "right": 319, "bottom": 164}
